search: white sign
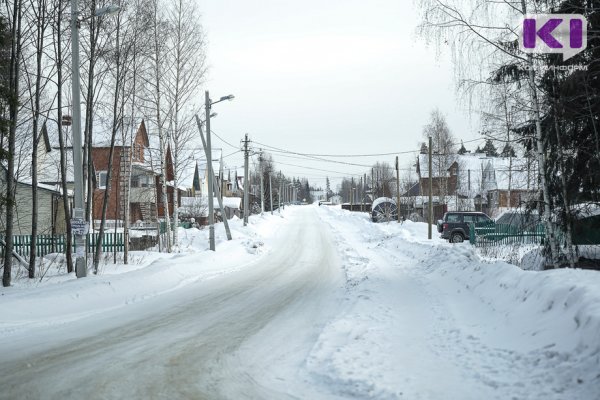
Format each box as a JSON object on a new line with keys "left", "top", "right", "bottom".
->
{"left": 71, "top": 218, "right": 89, "bottom": 235}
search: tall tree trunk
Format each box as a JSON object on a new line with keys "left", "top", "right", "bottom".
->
{"left": 83, "top": 0, "right": 98, "bottom": 224}
{"left": 521, "top": 0, "right": 559, "bottom": 268}
{"left": 54, "top": 0, "right": 73, "bottom": 273}
{"left": 553, "top": 115, "right": 576, "bottom": 267}
{"left": 500, "top": 82, "right": 513, "bottom": 210}
{"left": 29, "top": 0, "right": 47, "bottom": 278}
{"left": 93, "top": 10, "right": 122, "bottom": 273}
{"left": 3, "top": 0, "right": 24, "bottom": 287}
{"left": 152, "top": 1, "right": 171, "bottom": 252}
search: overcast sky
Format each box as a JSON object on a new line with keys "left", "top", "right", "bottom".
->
{"left": 198, "top": 0, "right": 484, "bottom": 189}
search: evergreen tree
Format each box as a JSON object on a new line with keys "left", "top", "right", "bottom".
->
{"left": 500, "top": 143, "right": 516, "bottom": 158}
{"left": 482, "top": 139, "right": 499, "bottom": 157}
{"left": 457, "top": 140, "right": 467, "bottom": 155}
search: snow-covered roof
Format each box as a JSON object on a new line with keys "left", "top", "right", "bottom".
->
{"left": 418, "top": 153, "right": 537, "bottom": 196}
{"left": 571, "top": 203, "right": 600, "bottom": 218}
{"left": 38, "top": 148, "right": 75, "bottom": 184}
{"left": 1, "top": 164, "right": 63, "bottom": 194}
{"left": 217, "top": 196, "right": 242, "bottom": 210}
{"left": 372, "top": 197, "right": 396, "bottom": 209}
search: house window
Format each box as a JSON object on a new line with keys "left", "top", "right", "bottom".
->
{"left": 98, "top": 171, "right": 108, "bottom": 189}
{"left": 141, "top": 175, "right": 152, "bottom": 188}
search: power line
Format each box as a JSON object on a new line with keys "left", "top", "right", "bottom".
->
{"left": 211, "top": 129, "right": 240, "bottom": 150}
{"left": 264, "top": 150, "right": 374, "bottom": 168}
{"left": 252, "top": 137, "right": 486, "bottom": 158}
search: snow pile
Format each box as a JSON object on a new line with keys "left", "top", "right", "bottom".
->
{"left": 308, "top": 205, "right": 600, "bottom": 399}
{"left": 0, "top": 211, "right": 288, "bottom": 336}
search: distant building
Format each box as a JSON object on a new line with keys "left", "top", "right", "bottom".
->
{"left": 414, "top": 152, "right": 538, "bottom": 216}
{"left": 1, "top": 165, "right": 67, "bottom": 235}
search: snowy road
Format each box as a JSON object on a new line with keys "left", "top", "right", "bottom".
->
{"left": 0, "top": 208, "right": 346, "bottom": 399}
{"left": 1, "top": 206, "right": 599, "bottom": 399}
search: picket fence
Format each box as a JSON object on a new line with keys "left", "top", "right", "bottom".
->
{"left": 0, "top": 233, "right": 124, "bottom": 260}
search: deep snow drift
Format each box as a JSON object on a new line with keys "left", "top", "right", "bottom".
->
{"left": 1, "top": 205, "right": 599, "bottom": 399}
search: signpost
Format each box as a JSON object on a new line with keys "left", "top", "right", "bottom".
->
{"left": 71, "top": 217, "right": 88, "bottom": 258}
{"left": 71, "top": 218, "right": 88, "bottom": 235}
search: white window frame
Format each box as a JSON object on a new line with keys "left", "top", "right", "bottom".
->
{"left": 98, "top": 171, "right": 108, "bottom": 189}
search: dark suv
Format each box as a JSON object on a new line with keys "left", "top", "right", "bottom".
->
{"left": 437, "top": 211, "right": 492, "bottom": 243}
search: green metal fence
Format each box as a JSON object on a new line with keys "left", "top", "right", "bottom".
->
{"left": 469, "top": 222, "right": 545, "bottom": 247}
{"left": 0, "top": 233, "right": 124, "bottom": 259}
{"left": 87, "top": 233, "right": 125, "bottom": 253}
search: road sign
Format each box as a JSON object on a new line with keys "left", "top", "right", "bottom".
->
{"left": 71, "top": 218, "right": 89, "bottom": 235}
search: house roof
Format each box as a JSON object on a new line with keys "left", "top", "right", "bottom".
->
{"left": 417, "top": 152, "right": 537, "bottom": 195}
{"left": 38, "top": 147, "right": 75, "bottom": 184}
{"left": 1, "top": 164, "right": 62, "bottom": 195}
{"left": 93, "top": 120, "right": 149, "bottom": 147}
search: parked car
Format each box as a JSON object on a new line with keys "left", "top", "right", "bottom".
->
{"left": 437, "top": 211, "right": 493, "bottom": 243}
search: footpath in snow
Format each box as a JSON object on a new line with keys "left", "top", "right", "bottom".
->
{"left": 309, "top": 205, "right": 600, "bottom": 399}
{"left": 1, "top": 205, "right": 599, "bottom": 399}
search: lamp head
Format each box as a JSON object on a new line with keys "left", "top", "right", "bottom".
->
{"left": 94, "top": 4, "right": 120, "bottom": 17}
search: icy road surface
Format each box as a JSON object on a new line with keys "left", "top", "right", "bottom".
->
{"left": 1, "top": 206, "right": 598, "bottom": 399}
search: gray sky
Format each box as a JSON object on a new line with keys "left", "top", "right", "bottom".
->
{"left": 199, "top": 0, "right": 483, "bottom": 189}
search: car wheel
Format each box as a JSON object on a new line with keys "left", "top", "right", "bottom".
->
{"left": 451, "top": 233, "right": 464, "bottom": 243}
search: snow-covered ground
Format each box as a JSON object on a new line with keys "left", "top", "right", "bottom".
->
{"left": 1, "top": 205, "right": 599, "bottom": 399}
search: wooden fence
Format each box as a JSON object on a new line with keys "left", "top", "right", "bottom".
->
{"left": 0, "top": 233, "right": 124, "bottom": 260}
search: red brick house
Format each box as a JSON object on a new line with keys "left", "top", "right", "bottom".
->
{"left": 91, "top": 121, "right": 181, "bottom": 225}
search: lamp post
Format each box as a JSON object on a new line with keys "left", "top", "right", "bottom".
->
{"left": 205, "top": 91, "right": 234, "bottom": 251}
{"left": 70, "top": 1, "right": 120, "bottom": 278}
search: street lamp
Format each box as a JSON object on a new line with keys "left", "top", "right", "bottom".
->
{"left": 70, "top": 1, "right": 119, "bottom": 278}
{"left": 205, "top": 91, "right": 234, "bottom": 251}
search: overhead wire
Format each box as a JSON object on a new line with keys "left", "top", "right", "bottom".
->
{"left": 251, "top": 137, "right": 486, "bottom": 158}
{"left": 211, "top": 129, "right": 240, "bottom": 150}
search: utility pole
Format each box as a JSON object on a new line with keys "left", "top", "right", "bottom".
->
{"left": 195, "top": 114, "right": 232, "bottom": 247}
{"left": 396, "top": 156, "right": 401, "bottom": 223}
{"left": 278, "top": 171, "right": 282, "bottom": 213}
{"left": 259, "top": 151, "right": 265, "bottom": 215}
{"left": 371, "top": 168, "right": 374, "bottom": 199}
{"left": 269, "top": 173, "right": 273, "bottom": 215}
{"left": 428, "top": 136, "right": 433, "bottom": 240}
{"left": 243, "top": 134, "right": 250, "bottom": 226}
{"left": 360, "top": 176, "right": 363, "bottom": 212}
{"left": 205, "top": 92, "right": 215, "bottom": 250}
{"left": 364, "top": 173, "right": 368, "bottom": 204}
{"left": 70, "top": 0, "right": 86, "bottom": 278}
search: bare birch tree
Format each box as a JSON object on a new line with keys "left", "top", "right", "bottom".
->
{"left": 164, "top": 0, "right": 207, "bottom": 248}
{"left": 144, "top": 0, "right": 171, "bottom": 252}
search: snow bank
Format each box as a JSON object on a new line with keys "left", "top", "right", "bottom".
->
{"left": 0, "top": 211, "right": 288, "bottom": 335}
{"left": 309, "top": 205, "right": 600, "bottom": 399}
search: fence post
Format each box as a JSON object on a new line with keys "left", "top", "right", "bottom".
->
{"left": 469, "top": 223, "right": 475, "bottom": 245}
